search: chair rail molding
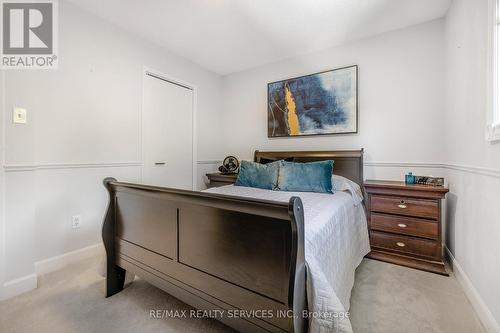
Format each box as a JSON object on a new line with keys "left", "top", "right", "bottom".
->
{"left": 445, "top": 163, "right": 500, "bottom": 178}
{"left": 364, "top": 161, "right": 445, "bottom": 168}
{"left": 3, "top": 161, "right": 142, "bottom": 172}
{"left": 4, "top": 160, "right": 499, "bottom": 178}
{"left": 197, "top": 159, "right": 222, "bottom": 165}
{"left": 364, "top": 162, "right": 500, "bottom": 179}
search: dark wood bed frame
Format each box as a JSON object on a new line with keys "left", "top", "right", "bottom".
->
{"left": 102, "top": 149, "right": 364, "bottom": 333}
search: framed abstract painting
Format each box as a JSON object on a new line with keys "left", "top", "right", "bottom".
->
{"left": 267, "top": 65, "right": 358, "bottom": 137}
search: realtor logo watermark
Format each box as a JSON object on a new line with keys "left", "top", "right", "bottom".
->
{"left": 1, "top": 0, "right": 58, "bottom": 69}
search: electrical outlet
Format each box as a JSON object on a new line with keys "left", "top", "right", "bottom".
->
{"left": 72, "top": 215, "right": 81, "bottom": 229}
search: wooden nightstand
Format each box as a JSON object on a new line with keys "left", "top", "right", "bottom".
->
{"left": 364, "top": 180, "right": 449, "bottom": 275}
{"left": 206, "top": 173, "right": 238, "bottom": 188}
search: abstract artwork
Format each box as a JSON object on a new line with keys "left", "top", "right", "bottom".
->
{"left": 267, "top": 65, "right": 358, "bottom": 137}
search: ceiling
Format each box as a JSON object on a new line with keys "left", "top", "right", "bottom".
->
{"left": 68, "top": 0, "right": 452, "bottom": 75}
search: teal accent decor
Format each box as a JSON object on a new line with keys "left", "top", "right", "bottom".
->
{"left": 405, "top": 172, "right": 416, "bottom": 184}
{"left": 235, "top": 160, "right": 280, "bottom": 190}
{"left": 277, "top": 160, "right": 334, "bottom": 193}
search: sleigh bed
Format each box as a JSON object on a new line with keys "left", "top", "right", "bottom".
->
{"left": 102, "top": 149, "right": 365, "bottom": 333}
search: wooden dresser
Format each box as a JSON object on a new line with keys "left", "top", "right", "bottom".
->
{"left": 364, "top": 180, "right": 449, "bottom": 275}
{"left": 206, "top": 173, "right": 238, "bottom": 188}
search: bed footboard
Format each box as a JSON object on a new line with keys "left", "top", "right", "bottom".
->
{"left": 102, "top": 178, "right": 307, "bottom": 333}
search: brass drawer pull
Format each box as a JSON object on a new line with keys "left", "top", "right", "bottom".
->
{"left": 396, "top": 242, "right": 406, "bottom": 247}
{"left": 398, "top": 200, "right": 407, "bottom": 209}
{"left": 397, "top": 223, "right": 407, "bottom": 228}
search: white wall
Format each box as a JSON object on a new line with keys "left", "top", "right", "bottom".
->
{"left": 445, "top": 0, "right": 500, "bottom": 170}
{"left": 444, "top": 0, "right": 500, "bottom": 330}
{"left": 222, "top": 20, "right": 446, "bottom": 170}
{"left": 0, "top": 70, "right": 5, "bottom": 298}
{"left": 1, "top": 0, "right": 223, "bottom": 297}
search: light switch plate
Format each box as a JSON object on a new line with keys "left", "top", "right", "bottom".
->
{"left": 13, "top": 108, "right": 27, "bottom": 124}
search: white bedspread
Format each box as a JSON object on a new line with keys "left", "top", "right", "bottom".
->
{"left": 204, "top": 185, "right": 370, "bottom": 333}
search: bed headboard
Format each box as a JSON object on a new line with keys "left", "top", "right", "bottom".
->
{"left": 254, "top": 149, "right": 364, "bottom": 187}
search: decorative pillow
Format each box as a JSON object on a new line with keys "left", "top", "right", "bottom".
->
{"left": 332, "top": 175, "right": 364, "bottom": 206}
{"left": 277, "top": 160, "right": 334, "bottom": 193}
{"left": 235, "top": 160, "right": 279, "bottom": 190}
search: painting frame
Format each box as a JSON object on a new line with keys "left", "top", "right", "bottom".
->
{"left": 267, "top": 65, "right": 358, "bottom": 138}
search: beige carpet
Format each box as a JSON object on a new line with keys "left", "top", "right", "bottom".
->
{"left": 0, "top": 257, "right": 485, "bottom": 333}
{"left": 350, "top": 259, "right": 484, "bottom": 333}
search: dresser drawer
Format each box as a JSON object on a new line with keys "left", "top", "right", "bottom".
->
{"left": 371, "top": 213, "right": 438, "bottom": 240}
{"left": 208, "top": 180, "right": 233, "bottom": 188}
{"left": 370, "top": 231, "right": 440, "bottom": 258}
{"left": 371, "top": 195, "right": 438, "bottom": 219}
{"left": 206, "top": 173, "right": 238, "bottom": 188}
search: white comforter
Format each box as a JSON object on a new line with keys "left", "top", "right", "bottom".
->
{"left": 204, "top": 185, "right": 370, "bottom": 333}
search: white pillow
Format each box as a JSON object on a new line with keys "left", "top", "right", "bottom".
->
{"left": 332, "top": 175, "right": 364, "bottom": 206}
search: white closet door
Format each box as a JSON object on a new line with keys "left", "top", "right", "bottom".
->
{"left": 142, "top": 73, "right": 193, "bottom": 190}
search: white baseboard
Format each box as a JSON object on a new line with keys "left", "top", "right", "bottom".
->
{"left": 445, "top": 247, "right": 500, "bottom": 333}
{"left": 1, "top": 273, "right": 38, "bottom": 301}
{"left": 0, "top": 243, "right": 103, "bottom": 301}
{"left": 35, "top": 243, "right": 104, "bottom": 275}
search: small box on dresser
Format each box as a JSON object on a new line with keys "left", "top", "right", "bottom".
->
{"left": 364, "top": 180, "right": 449, "bottom": 276}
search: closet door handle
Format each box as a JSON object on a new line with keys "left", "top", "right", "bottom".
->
{"left": 154, "top": 162, "right": 166, "bottom": 166}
